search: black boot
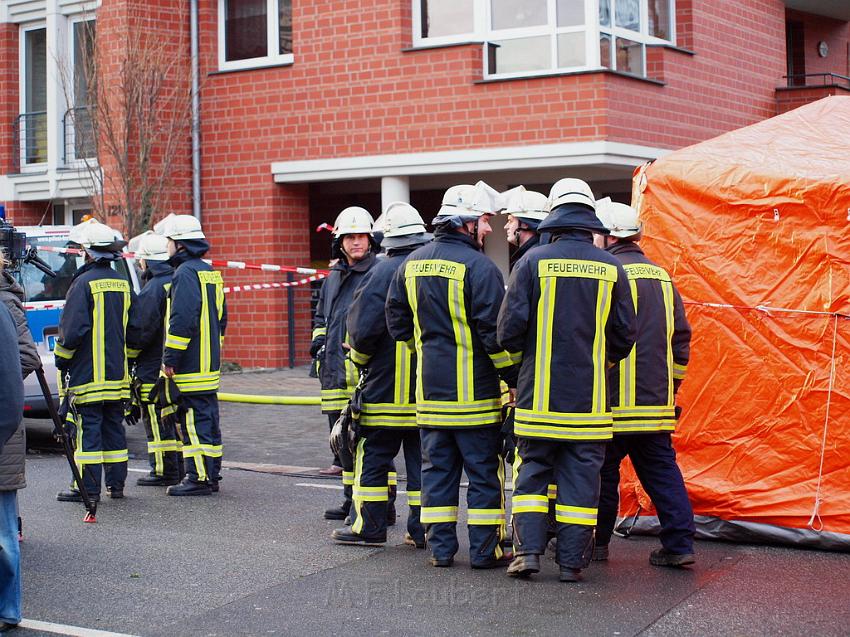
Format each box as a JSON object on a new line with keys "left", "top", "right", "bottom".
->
{"left": 166, "top": 479, "right": 212, "bottom": 496}
{"left": 331, "top": 526, "right": 386, "bottom": 546}
{"left": 559, "top": 567, "right": 582, "bottom": 582}
{"left": 324, "top": 499, "right": 351, "bottom": 520}
{"left": 57, "top": 489, "right": 100, "bottom": 503}
{"left": 106, "top": 486, "right": 124, "bottom": 499}
{"left": 137, "top": 474, "right": 180, "bottom": 487}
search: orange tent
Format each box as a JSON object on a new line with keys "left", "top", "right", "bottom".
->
{"left": 619, "top": 96, "right": 850, "bottom": 550}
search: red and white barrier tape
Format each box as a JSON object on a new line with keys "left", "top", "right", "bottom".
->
{"left": 31, "top": 244, "right": 328, "bottom": 277}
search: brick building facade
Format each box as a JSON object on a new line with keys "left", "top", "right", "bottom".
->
{"left": 1, "top": 0, "right": 848, "bottom": 368}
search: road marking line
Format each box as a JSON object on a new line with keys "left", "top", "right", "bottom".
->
{"left": 295, "top": 482, "right": 408, "bottom": 494}
{"left": 296, "top": 482, "right": 343, "bottom": 490}
{"left": 19, "top": 618, "right": 139, "bottom": 637}
{"left": 127, "top": 468, "right": 149, "bottom": 473}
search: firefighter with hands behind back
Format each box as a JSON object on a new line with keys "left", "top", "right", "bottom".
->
{"left": 311, "top": 207, "right": 379, "bottom": 521}
{"left": 386, "top": 181, "right": 521, "bottom": 569}
{"left": 331, "top": 202, "right": 432, "bottom": 548}
{"left": 157, "top": 215, "right": 227, "bottom": 497}
{"left": 126, "top": 231, "right": 182, "bottom": 488}
{"left": 497, "top": 179, "right": 636, "bottom": 583}
{"left": 591, "top": 199, "right": 696, "bottom": 568}
{"left": 55, "top": 219, "right": 132, "bottom": 504}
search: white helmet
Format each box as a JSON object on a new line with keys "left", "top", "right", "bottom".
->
{"left": 70, "top": 218, "right": 122, "bottom": 248}
{"left": 131, "top": 231, "right": 170, "bottom": 261}
{"left": 333, "top": 206, "right": 374, "bottom": 237}
{"left": 382, "top": 202, "right": 427, "bottom": 238}
{"left": 504, "top": 186, "right": 550, "bottom": 224}
{"left": 596, "top": 199, "right": 642, "bottom": 239}
{"left": 157, "top": 214, "right": 205, "bottom": 240}
{"left": 549, "top": 178, "right": 596, "bottom": 211}
{"left": 435, "top": 181, "right": 500, "bottom": 219}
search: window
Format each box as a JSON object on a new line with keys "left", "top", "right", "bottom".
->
{"left": 218, "top": 0, "right": 293, "bottom": 71}
{"left": 69, "top": 19, "right": 96, "bottom": 162}
{"left": 20, "top": 25, "right": 47, "bottom": 165}
{"left": 413, "top": 0, "right": 674, "bottom": 79}
{"left": 598, "top": 0, "right": 675, "bottom": 76}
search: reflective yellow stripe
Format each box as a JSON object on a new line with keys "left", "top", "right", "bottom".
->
{"left": 592, "top": 280, "right": 614, "bottom": 413}
{"left": 394, "top": 341, "right": 412, "bottom": 405}
{"left": 102, "top": 449, "right": 129, "bottom": 463}
{"left": 417, "top": 398, "right": 502, "bottom": 412}
{"left": 416, "top": 410, "right": 501, "bottom": 428}
{"left": 91, "top": 285, "right": 104, "bottom": 384}
{"left": 200, "top": 444, "right": 223, "bottom": 457}
{"left": 613, "top": 405, "right": 676, "bottom": 418}
{"left": 511, "top": 494, "right": 548, "bottom": 514}
{"left": 348, "top": 347, "right": 371, "bottom": 366}
{"left": 420, "top": 506, "right": 458, "bottom": 523}
{"left": 344, "top": 330, "right": 358, "bottom": 392}
{"left": 613, "top": 421, "right": 676, "bottom": 433}
{"left": 662, "top": 280, "right": 676, "bottom": 406}
{"left": 387, "top": 471, "right": 398, "bottom": 486}
{"left": 547, "top": 483, "right": 557, "bottom": 500}
{"left": 488, "top": 350, "right": 521, "bottom": 369}
{"left": 312, "top": 327, "right": 327, "bottom": 339}
{"left": 404, "top": 275, "right": 424, "bottom": 403}
{"left": 534, "top": 276, "right": 555, "bottom": 412}
{"left": 54, "top": 342, "right": 75, "bottom": 359}
{"left": 199, "top": 272, "right": 210, "bottom": 375}
{"left": 147, "top": 403, "right": 164, "bottom": 475}
{"left": 342, "top": 471, "right": 355, "bottom": 486}
{"left": 467, "top": 508, "right": 506, "bottom": 525}
{"left": 165, "top": 335, "right": 190, "bottom": 350}
{"left": 185, "top": 408, "right": 207, "bottom": 481}
{"left": 555, "top": 504, "right": 598, "bottom": 526}
{"left": 127, "top": 348, "right": 141, "bottom": 359}
{"left": 74, "top": 450, "right": 104, "bottom": 464}
{"left": 514, "top": 414, "right": 613, "bottom": 441}
{"left": 448, "top": 277, "right": 474, "bottom": 403}
{"left": 407, "top": 490, "right": 421, "bottom": 506}
{"left": 618, "top": 277, "right": 639, "bottom": 408}
{"left": 672, "top": 362, "right": 687, "bottom": 380}
{"left": 351, "top": 439, "right": 367, "bottom": 534}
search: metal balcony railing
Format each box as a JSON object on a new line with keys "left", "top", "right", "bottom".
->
{"left": 12, "top": 111, "right": 47, "bottom": 172}
{"left": 783, "top": 73, "right": 850, "bottom": 89}
{"left": 63, "top": 106, "right": 96, "bottom": 164}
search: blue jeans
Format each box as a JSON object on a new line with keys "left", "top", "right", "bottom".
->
{"left": 0, "top": 491, "right": 21, "bottom": 625}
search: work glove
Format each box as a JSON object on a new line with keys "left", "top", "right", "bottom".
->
{"left": 310, "top": 336, "right": 326, "bottom": 359}
{"left": 123, "top": 377, "right": 142, "bottom": 427}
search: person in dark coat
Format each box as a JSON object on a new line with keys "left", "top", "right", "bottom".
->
{"left": 0, "top": 252, "right": 35, "bottom": 631}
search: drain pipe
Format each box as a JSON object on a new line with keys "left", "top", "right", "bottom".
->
{"left": 190, "top": 0, "right": 201, "bottom": 220}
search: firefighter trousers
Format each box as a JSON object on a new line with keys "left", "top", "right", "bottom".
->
{"left": 512, "top": 438, "right": 604, "bottom": 569}
{"left": 178, "top": 393, "right": 222, "bottom": 485}
{"left": 420, "top": 427, "right": 506, "bottom": 565}
{"left": 328, "top": 411, "right": 353, "bottom": 512}
{"left": 142, "top": 399, "right": 182, "bottom": 480}
{"left": 596, "top": 433, "right": 695, "bottom": 554}
{"left": 350, "top": 428, "right": 423, "bottom": 542}
{"left": 72, "top": 401, "right": 128, "bottom": 496}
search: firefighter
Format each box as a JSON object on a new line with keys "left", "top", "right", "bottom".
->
{"left": 331, "top": 202, "right": 432, "bottom": 547}
{"left": 311, "top": 207, "right": 378, "bottom": 520}
{"left": 497, "top": 178, "right": 636, "bottom": 582}
{"left": 157, "top": 215, "right": 227, "bottom": 497}
{"left": 503, "top": 186, "right": 550, "bottom": 270}
{"left": 126, "top": 232, "right": 181, "bottom": 486}
{"left": 592, "top": 200, "right": 696, "bottom": 567}
{"left": 55, "top": 219, "right": 132, "bottom": 502}
{"left": 386, "top": 182, "right": 520, "bottom": 569}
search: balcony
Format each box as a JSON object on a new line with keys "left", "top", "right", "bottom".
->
{"left": 4, "top": 108, "right": 98, "bottom": 202}
{"left": 776, "top": 73, "right": 850, "bottom": 114}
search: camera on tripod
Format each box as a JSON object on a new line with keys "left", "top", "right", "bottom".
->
{"left": 0, "top": 205, "right": 56, "bottom": 277}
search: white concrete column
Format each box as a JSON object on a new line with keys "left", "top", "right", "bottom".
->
{"left": 381, "top": 175, "right": 410, "bottom": 214}
{"left": 483, "top": 183, "right": 510, "bottom": 278}
{"left": 45, "top": 0, "right": 65, "bottom": 177}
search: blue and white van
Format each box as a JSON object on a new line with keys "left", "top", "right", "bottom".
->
{"left": 15, "top": 225, "right": 140, "bottom": 416}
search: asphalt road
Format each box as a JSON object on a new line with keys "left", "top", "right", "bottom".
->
{"left": 13, "top": 369, "right": 850, "bottom": 637}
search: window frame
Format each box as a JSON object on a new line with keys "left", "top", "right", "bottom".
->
{"left": 19, "top": 21, "right": 49, "bottom": 170}
{"left": 412, "top": 0, "right": 674, "bottom": 80}
{"left": 66, "top": 15, "right": 97, "bottom": 165}
{"left": 217, "top": 0, "right": 294, "bottom": 72}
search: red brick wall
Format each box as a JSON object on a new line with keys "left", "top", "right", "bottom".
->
{"left": 775, "top": 85, "right": 850, "bottom": 114}
{"left": 183, "top": 0, "right": 794, "bottom": 367}
{"left": 0, "top": 23, "right": 18, "bottom": 176}
{"left": 5, "top": 201, "right": 52, "bottom": 226}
